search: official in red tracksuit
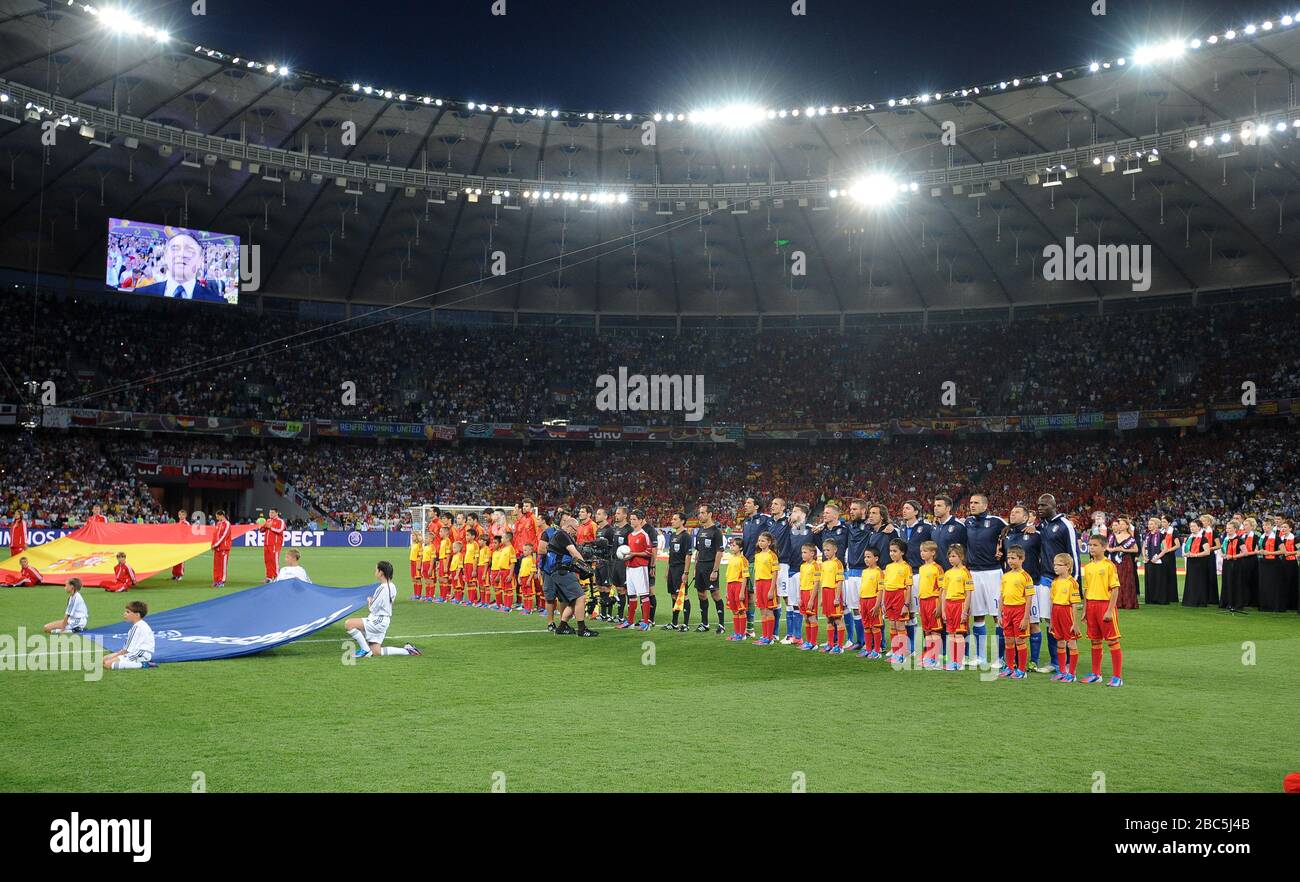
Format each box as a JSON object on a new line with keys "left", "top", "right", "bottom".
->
{"left": 260, "top": 509, "right": 286, "bottom": 581}
{"left": 171, "top": 510, "right": 189, "bottom": 580}
{"left": 8, "top": 513, "right": 27, "bottom": 557}
{"left": 102, "top": 552, "right": 138, "bottom": 592}
{"left": 0, "top": 557, "right": 41, "bottom": 586}
{"left": 211, "top": 511, "right": 232, "bottom": 588}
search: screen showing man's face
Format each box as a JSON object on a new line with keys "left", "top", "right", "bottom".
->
{"left": 166, "top": 236, "right": 201, "bottom": 284}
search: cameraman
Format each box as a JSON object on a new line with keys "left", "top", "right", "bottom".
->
{"left": 538, "top": 511, "right": 599, "bottom": 637}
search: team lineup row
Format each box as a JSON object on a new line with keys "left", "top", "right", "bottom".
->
{"left": 403, "top": 494, "right": 1128, "bottom": 684}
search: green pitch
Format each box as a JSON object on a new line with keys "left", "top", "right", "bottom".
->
{"left": 1, "top": 548, "right": 1296, "bottom": 793}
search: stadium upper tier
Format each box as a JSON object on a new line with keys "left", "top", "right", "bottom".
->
{"left": 3, "top": 288, "right": 1298, "bottom": 425}
{"left": 4, "top": 1, "right": 1300, "bottom": 313}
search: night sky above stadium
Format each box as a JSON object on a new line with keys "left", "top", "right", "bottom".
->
{"left": 180, "top": 0, "right": 1255, "bottom": 111}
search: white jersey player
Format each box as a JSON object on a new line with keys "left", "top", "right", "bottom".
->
{"left": 274, "top": 549, "right": 312, "bottom": 583}
{"left": 102, "top": 600, "right": 156, "bottom": 670}
{"left": 44, "top": 578, "right": 89, "bottom": 634}
{"left": 344, "top": 561, "right": 421, "bottom": 658}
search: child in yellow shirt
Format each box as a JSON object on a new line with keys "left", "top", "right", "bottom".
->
{"left": 724, "top": 536, "right": 750, "bottom": 642}
{"left": 797, "top": 543, "right": 821, "bottom": 650}
{"left": 916, "top": 540, "right": 944, "bottom": 669}
{"left": 939, "top": 545, "right": 975, "bottom": 670}
{"left": 856, "top": 547, "right": 885, "bottom": 659}
{"left": 882, "top": 539, "right": 914, "bottom": 663}
{"left": 819, "top": 539, "right": 846, "bottom": 654}
{"left": 409, "top": 531, "right": 424, "bottom": 601}
{"left": 752, "top": 532, "right": 780, "bottom": 645}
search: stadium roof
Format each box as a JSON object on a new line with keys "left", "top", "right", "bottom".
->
{"left": 3, "top": 0, "right": 1300, "bottom": 316}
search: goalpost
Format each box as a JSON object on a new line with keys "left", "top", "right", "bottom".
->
{"left": 406, "top": 503, "right": 513, "bottom": 534}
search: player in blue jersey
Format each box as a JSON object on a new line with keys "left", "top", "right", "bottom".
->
{"left": 864, "top": 503, "right": 900, "bottom": 650}
{"left": 777, "top": 502, "right": 814, "bottom": 644}
{"left": 896, "top": 499, "right": 934, "bottom": 656}
{"left": 1036, "top": 493, "right": 1081, "bottom": 675}
{"left": 843, "top": 500, "right": 872, "bottom": 652}
{"left": 931, "top": 495, "right": 967, "bottom": 661}
{"left": 964, "top": 493, "right": 1008, "bottom": 668}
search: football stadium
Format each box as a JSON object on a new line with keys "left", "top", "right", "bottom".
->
{"left": 0, "top": 0, "right": 1297, "bottom": 850}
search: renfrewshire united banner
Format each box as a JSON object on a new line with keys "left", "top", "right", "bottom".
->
{"left": 77, "top": 579, "right": 375, "bottom": 663}
{"left": 0, "top": 521, "right": 255, "bottom": 586}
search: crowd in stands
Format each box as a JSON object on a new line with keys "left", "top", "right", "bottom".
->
{"left": 3, "top": 425, "right": 1296, "bottom": 537}
{"left": 3, "top": 292, "right": 1299, "bottom": 426}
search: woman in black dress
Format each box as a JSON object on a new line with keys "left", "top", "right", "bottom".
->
{"left": 1258, "top": 517, "right": 1287, "bottom": 612}
{"left": 1182, "top": 518, "right": 1218, "bottom": 607}
{"left": 1108, "top": 517, "right": 1140, "bottom": 610}
{"left": 1236, "top": 517, "right": 1261, "bottom": 608}
{"left": 1219, "top": 517, "right": 1241, "bottom": 609}
{"left": 1142, "top": 516, "right": 1178, "bottom": 604}
{"left": 1282, "top": 520, "right": 1300, "bottom": 612}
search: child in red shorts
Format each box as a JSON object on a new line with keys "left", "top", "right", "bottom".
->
{"left": 1081, "top": 535, "right": 1124, "bottom": 686}
{"left": 797, "top": 543, "right": 820, "bottom": 650}
{"left": 882, "top": 539, "right": 913, "bottom": 663}
{"left": 723, "top": 537, "right": 750, "bottom": 642}
{"left": 857, "top": 547, "right": 885, "bottom": 659}
{"left": 939, "top": 545, "right": 973, "bottom": 670}
{"left": 819, "top": 538, "right": 845, "bottom": 653}
{"left": 998, "top": 546, "right": 1034, "bottom": 679}
{"left": 752, "top": 531, "right": 780, "bottom": 644}
{"left": 1048, "top": 552, "right": 1083, "bottom": 682}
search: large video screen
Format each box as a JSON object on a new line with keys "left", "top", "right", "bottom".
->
{"left": 106, "top": 218, "right": 241, "bottom": 305}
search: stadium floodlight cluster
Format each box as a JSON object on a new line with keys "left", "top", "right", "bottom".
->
{"left": 66, "top": 2, "right": 1300, "bottom": 130}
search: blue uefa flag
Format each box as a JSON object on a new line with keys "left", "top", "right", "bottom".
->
{"left": 79, "top": 579, "right": 376, "bottom": 663}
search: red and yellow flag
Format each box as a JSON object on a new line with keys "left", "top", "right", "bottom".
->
{"left": 0, "top": 521, "right": 255, "bottom": 586}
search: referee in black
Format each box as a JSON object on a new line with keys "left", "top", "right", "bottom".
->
{"left": 596, "top": 507, "right": 618, "bottom": 620}
{"left": 691, "top": 503, "right": 726, "bottom": 634}
{"left": 610, "top": 506, "right": 633, "bottom": 622}
{"left": 662, "top": 512, "right": 693, "bottom": 631}
{"left": 539, "top": 511, "right": 599, "bottom": 637}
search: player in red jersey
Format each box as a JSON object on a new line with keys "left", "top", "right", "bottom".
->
{"left": 101, "top": 552, "right": 138, "bottom": 593}
{"left": 260, "top": 509, "right": 286, "bottom": 581}
{"left": 87, "top": 505, "right": 108, "bottom": 525}
{"left": 0, "top": 556, "right": 42, "bottom": 586}
{"left": 617, "top": 510, "right": 655, "bottom": 630}
{"left": 171, "top": 509, "right": 189, "bottom": 580}
{"left": 8, "top": 511, "right": 27, "bottom": 557}
{"left": 211, "top": 510, "right": 232, "bottom": 588}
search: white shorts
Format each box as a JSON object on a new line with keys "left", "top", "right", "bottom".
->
{"left": 910, "top": 575, "right": 921, "bottom": 624}
{"left": 363, "top": 615, "right": 390, "bottom": 645}
{"left": 782, "top": 565, "right": 801, "bottom": 601}
{"left": 971, "top": 570, "right": 1002, "bottom": 618}
{"left": 1029, "top": 579, "right": 1050, "bottom": 623}
{"left": 112, "top": 652, "right": 152, "bottom": 670}
{"left": 626, "top": 566, "right": 650, "bottom": 597}
{"left": 842, "top": 575, "right": 862, "bottom": 609}
{"left": 777, "top": 564, "right": 791, "bottom": 601}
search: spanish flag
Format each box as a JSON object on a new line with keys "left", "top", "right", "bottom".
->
{"left": 0, "top": 521, "right": 255, "bottom": 587}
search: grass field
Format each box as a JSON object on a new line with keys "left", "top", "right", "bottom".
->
{"left": 1, "top": 547, "right": 1297, "bottom": 793}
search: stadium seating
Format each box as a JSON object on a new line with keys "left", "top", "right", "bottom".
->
{"left": 3, "top": 291, "right": 1298, "bottom": 426}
